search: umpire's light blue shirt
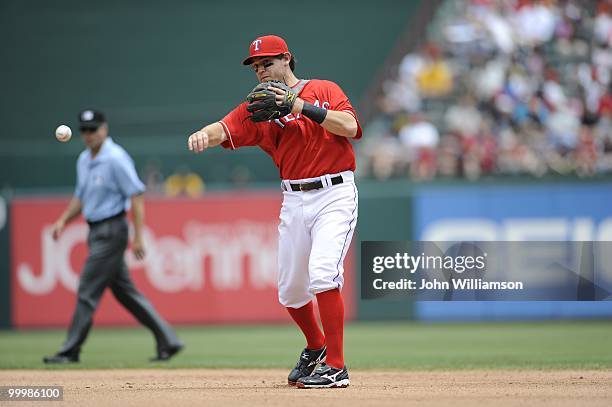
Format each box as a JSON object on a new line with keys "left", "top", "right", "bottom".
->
{"left": 75, "top": 137, "right": 145, "bottom": 222}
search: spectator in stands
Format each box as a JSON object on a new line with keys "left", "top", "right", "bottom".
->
{"left": 416, "top": 44, "right": 453, "bottom": 97}
{"left": 593, "top": 1, "right": 612, "bottom": 46}
{"left": 445, "top": 94, "right": 483, "bottom": 138}
{"left": 513, "top": 0, "right": 558, "bottom": 47}
{"left": 143, "top": 158, "right": 165, "bottom": 195}
{"left": 367, "top": 0, "right": 612, "bottom": 180}
{"left": 398, "top": 113, "right": 439, "bottom": 180}
{"left": 164, "top": 166, "right": 205, "bottom": 198}
{"left": 595, "top": 83, "right": 612, "bottom": 170}
{"left": 437, "top": 134, "right": 462, "bottom": 177}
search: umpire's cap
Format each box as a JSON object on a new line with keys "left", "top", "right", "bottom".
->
{"left": 243, "top": 35, "right": 290, "bottom": 65}
{"left": 78, "top": 109, "right": 106, "bottom": 130}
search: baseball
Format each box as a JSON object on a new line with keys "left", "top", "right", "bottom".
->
{"left": 55, "top": 124, "right": 72, "bottom": 142}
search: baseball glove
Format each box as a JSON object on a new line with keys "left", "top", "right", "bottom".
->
{"left": 246, "top": 81, "right": 297, "bottom": 122}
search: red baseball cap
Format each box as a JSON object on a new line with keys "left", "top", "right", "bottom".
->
{"left": 242, "top": 35, "right": 290, "bottom": 65}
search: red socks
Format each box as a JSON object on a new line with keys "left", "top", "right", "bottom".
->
{"left": 315, "top": 289, "right": 345, "bottom": 369}
{"left": 286, "top": 289, "right": 345, "bottom": 369}
{"left": 286, "top": 301, "right": 325, "bottom": 350}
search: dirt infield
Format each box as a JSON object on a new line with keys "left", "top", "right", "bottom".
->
{"left": 1, "top": 369, "right": 611, "bottom": 406}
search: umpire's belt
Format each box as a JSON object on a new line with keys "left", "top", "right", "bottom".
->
{"left": 282, "top": 175, "right": 343, "bottom": 192}
{"left": 87, "top": 211, "right": 126, "bottom": 227}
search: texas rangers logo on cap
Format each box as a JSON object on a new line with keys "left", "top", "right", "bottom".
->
{"left": 243, "top": 35, "right": 290, "bottom": 65}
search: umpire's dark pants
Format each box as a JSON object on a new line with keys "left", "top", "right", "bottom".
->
{"left": 58, "top": 214, "right": 180, "bottom": 356}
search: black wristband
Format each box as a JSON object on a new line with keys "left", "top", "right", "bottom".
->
{"left": 301, "top": 102, "right": 327, "bottom": 124}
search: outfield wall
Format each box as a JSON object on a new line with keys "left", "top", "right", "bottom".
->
{"left": 355, "top": 179, "right": 612, "bottom": 321}
{"left": 2, "top": 179, "right": 612, "bottom": 328}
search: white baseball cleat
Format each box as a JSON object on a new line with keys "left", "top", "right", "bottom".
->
{"left": 296, "top": 363, "right": 350, "bottom": 388}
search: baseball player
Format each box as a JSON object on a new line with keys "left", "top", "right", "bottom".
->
{"left": 188, "top": 35, "right": 361, "bottom": 388}
{"left": 43, "top": 109, "right": 184, "bottom": 364}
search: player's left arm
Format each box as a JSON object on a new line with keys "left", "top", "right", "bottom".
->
{"left": 268, "top": 82, "right": 359, "bottom": 138}
{"left": 292, "top": 99, "right": 358, "bottom": 138}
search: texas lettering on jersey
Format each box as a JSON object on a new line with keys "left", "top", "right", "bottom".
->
{"left": 219, "top": 79, "right": 362, "bottom": 180}
{"left": 273, "top": 100, "right": 331, "bottom": 128}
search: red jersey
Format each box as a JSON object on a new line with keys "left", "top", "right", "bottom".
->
{"left": 219, "top": 79, "right": 362, "bottom": 180}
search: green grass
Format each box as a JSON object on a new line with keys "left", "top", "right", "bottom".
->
{"left": 0, "top": 321, "right": 611, "bottom": 370}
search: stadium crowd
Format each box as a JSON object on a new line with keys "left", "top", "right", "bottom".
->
{"left": 360, "top": 0, "right": 612, "bottom": 180}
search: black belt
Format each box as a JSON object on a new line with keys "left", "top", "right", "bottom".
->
{"left": 87, "top": 211, "right": 125, "bottom": 227}
{"left": 285, "top": 175, "right": 343, "bottom": 192}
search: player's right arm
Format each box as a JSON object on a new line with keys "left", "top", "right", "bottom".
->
{"left": 52, "top": 196, "right": 82, "bottom": 240}
{"left": 189, "top": 103, "right": 262, "bottom": 153}
{"left": 188, "top": 122, "right": 227, "bottom": 153}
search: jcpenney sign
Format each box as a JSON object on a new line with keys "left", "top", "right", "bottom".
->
{"left": 17, "top": 221, "right": 278, "bottom": 295}
{"left": 10, "top": 194, "right": 355, "bottom": 327}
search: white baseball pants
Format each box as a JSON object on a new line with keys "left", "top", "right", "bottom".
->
{"left": 277, "top": 171, "right": 358, "bottom": 308}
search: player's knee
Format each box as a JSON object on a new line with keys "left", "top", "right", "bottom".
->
{"left": 278, "top": 291, "right": 312, "bottom": 309}
{"left": 309, "top": 272, "right": 344, "bottom": 294}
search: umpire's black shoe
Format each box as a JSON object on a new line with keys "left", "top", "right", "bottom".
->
{"left": 150, "top": 343, "right": 184, "bottom": 362}
{"left": 43, "top": 353, "right": 79, "bottom": 364}
{"left": 288, "top": 346, "right": 326, "bottom": 386}
{"left": 296, "top": 363, "right": 350, "bottom": 388}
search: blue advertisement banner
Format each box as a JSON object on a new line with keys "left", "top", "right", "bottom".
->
{"left": 411, "top": 183, "right": 612, "bottom": 319}
{"left": 414, "top": 183, "right": 612, "bottom": 242}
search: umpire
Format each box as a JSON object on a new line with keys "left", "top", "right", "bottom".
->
{"left": 43, "top": 109, "right": 184, "bottom": 364}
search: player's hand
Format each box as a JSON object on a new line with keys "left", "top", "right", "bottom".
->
{"left": 132, "top": 236, "right": 146, "bottom": 260}
{"left": 51, "top": 220, "right": 65, "bottom": 241}
{"left": 188, "top": 130, "right": 209, "bottom": 153}
{"left": 267, "top": 85, "right": 304, "bottom": 114}
{"left": 267, "top": 84, "right": 286, "bottom": 105}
